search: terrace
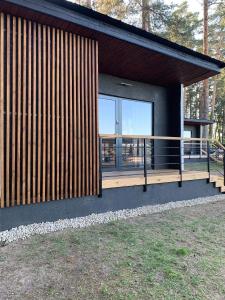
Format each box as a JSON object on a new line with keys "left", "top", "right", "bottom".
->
{"left": 99, "top": 135, "right": 225, "bottom": 193}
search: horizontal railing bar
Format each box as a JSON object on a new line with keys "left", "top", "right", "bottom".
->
{"left": 102, "top": 146, "right": 194, "bottom": 149}
{"left": 185, "top": 161, "right": 208, "bottom": 164}
{"left": 99, "top": 134, "right": 209, "bottom": 142}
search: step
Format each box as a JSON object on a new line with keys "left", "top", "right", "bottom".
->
{"left": 216, "top": 181, "right": 224, "bottom": 188}
{"left": 220, "top": 186, "right": 225, "bottom": 193}
{"left": 209, "top": 176, "right": 225, "bottom": 193}
{"left": 210, "top": 175, "right": 223, "bottom": 183}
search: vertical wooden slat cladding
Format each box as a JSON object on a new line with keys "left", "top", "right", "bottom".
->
{"left": 0, "top": 13, "right": 99, "bottom": 208}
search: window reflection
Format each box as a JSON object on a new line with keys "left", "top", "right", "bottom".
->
{"left": 99, "top": 97, "right": 115, "bottom": 134}
{"left": 122, "top": 100, "right": 152, "bottom": 135}
{"left": 99, "top": 95, "right": 153, "bottom": 170}
{"left": 121, "top": 138, "right": 152, "bottom": 169}
{"left": 101, "top": 139, "right": 116, "bottom": 169}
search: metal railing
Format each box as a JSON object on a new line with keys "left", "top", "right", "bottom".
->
{"left": 98, "top": 134, "right": 225, "bottom": 196}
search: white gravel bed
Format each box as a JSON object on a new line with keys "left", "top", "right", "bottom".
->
{"left": 1, "top": 194, "right": 225, "bottom": 244}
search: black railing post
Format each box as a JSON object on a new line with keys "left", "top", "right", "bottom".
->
{"left": 143, "top": 138, "right": 147, "bottom": 192}
{"left": 98, "top": 137, "right": 103, "bottom": 198}
{"left": 223, "top": 149, "right": 225, "bottom": 187}
{"left": 179, "top": 140, "right": 183, "bottom": 187}
{"left": 207, "top": 140, "right": 210, "bottom": 183}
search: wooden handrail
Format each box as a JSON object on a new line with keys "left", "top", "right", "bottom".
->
{"left": 202, "top": 149, "right": 222, "bottom": 164}
{"left": 99, "top": 134, "right": 209, "bottom": 142}
{"left": 213, "top": 140, "right": 225, "bottom": 151}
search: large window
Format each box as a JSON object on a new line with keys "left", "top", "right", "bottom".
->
{"left": 99, "top": 97, "right": 116, "bottom": 134}
{"left": 122, "top": 99, "right": 152, "bottom": 135}
{"left": 99, "top": 95, "right": 153, "bottom": 136}
{"left": 99, "top": 95, "right": 153, "bottom": 170}
{"left": 184, "top": 130, "right": 193, "bottom": 155}
{"left": 184, "top": 130, "right": 192, "bottom": 138}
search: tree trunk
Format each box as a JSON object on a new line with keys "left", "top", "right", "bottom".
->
{"left": 201, "top": 0, "right": 209, "bottom": 137}
{"left": 209, "top": 77, "right": 217, "bottom": 137}
{"left": 86, "top": 0, "right": 92, "bottom": 8}
{"left": 223, "top": 109, "right": 225, "bottom": 144}
{"left": 210, "top": 30, "right": 222, "bottom": 138}
{"left": 142, "top": 0, "right": 150, "bottom": 31}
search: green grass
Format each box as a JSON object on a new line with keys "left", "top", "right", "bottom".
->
{"left": 184, "top": 160, "right": 223, "bottom": 174}
{"left": 1, "top": 201, "right": 225, "bottom": 299}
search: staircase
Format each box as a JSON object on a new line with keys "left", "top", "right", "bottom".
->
{"left": 208, "top": 140, "right": 225, "bottom": 194}
{"left": 210, "top": 175, "right": 225, "bottom": 193}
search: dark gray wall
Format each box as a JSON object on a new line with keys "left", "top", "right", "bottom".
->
{"left": 166, "top": 85, "right": 182, "bottom": 168}
{"left": 0, "top": 180, "right": 220, "bottom": 231}
{"left": 184, "top": 125, "right": 200, "bottom": 138}
{"left": 99, "top": 74, "right": 182, "bottom": 169}
{"left": 99, "top": 73, "right": 169, "bottom": 136}
{"left": 184, "top": 125, "right": 201, "bottom": 155}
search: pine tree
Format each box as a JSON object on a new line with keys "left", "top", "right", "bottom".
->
{"left": 208, "top": 1, "right": 225, "bottom": 138}
{"left": 163, "top": 1, "right": 201, "bottom": 48}
{"left": 142, "top": 0, "right": 150, "bottom": 31}
{"left": 200, "top": 0, "right": 209, "bottom": 137}
{"left": 93, "top": 0, "right": 128, "bottom": 20}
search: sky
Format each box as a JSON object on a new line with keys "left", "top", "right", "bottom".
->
{"left": 69, "top": 0, "right": 205, "bottom": 18}
{"left": 69, "top": 0, "right": 203, "bottom": 15}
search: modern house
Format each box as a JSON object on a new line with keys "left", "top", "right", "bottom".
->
{"left": 184, "top": 118, "right": 214, "bottom": 157}
{"left": 0, "top": 0, "right": 225, "bottom": 230}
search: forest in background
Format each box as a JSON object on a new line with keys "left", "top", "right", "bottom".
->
{"left": 71, "top": 0, "right": 225, "bottom": 141}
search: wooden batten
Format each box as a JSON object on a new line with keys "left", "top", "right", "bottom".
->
{"left": 0, "top": 13, "right": 4, "bottom": 208}
{"left": 56, "top": 28, "right": 60, "bottom": 201}
{"left": 17, "top": 17, "right": 22, "bottom": 205}
{"left": 51, "top": 27, "right": 56, "bottom": 201}
{"left": 47, "top": 26, "right": 51, "bottom": 202}
{"left": 0, "top": 13, "right": 99, "bottom": 208}
{"left": 6, "top": 15, "right": 10, "bottom": 207}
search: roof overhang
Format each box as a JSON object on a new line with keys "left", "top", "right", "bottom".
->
{"left": 184, "top": 118, "right": 215, "bottom": 126}
{"left": 1, "top": 0, "right": 225, "bottom": 87}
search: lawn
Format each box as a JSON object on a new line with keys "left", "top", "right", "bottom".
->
{"left": 184, "top": 160, "right": 223, "bottom": 174}
{"left": 1, "top": 200, "right": 225, "bottom": 300}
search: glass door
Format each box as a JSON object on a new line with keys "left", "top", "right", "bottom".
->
{"left": 121, "top": 99, "right": 152, "bottom": 169}
{"left": 99, "top": 96, "right": 117, "bottom": 169}
{"left": 99, "top": 94, "right": 153, "bottom": 170}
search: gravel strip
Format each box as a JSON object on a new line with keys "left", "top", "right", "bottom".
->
{"left": 1, "top": 194, "right": 225, "bottom": 244}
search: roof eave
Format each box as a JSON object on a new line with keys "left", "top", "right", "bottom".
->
{"left": 3, "top": 0, "right": 224, "bottom": 74}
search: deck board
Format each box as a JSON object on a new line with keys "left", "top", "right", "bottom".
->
{"left": 103, "top": 170, "right": 209, "bottom": 189}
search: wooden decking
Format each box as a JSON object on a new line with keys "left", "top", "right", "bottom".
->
{"left": 103, "top": 170, "right": 210, "bottom": 189}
